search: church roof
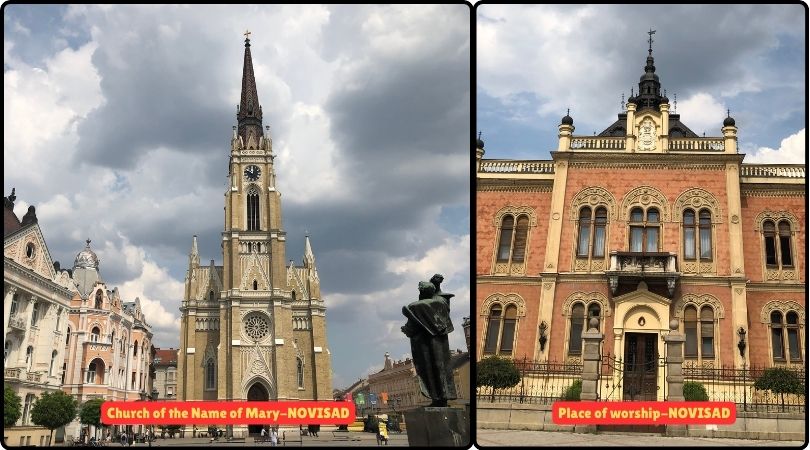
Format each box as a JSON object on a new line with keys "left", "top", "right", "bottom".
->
{"left": 4, "top": 203, "right": 21, "bottom": 237}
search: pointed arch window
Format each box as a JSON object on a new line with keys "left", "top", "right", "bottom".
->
{"left": 483, "top": 304, "right": 518, "bottom": 356}
{"left": 253, "top": 280, "right": 258, "bottom": 290}
{"left": 91, "top": 327, "right": 100, "bottom": 343}
{"left": 133, "top": 340, "right": 138, "bottom": 355}
{"left": 31, "top": 302, "right": 40, "bottom": 327}
{"left": 247, "top": 188, "right": 260, "bottom": 231}
{"left": 297, "top": 358, "right": 305, "bottom": 389}
{"left": 10, "top": 293, "right": 18, "bottom": 316}
{"left": 66, "top": 328, "right": 71, "bottom": 347}
{"left": 205, "top": 359, "right": 216, "bottom": 390}
{"left": 50, "top": 350, "right": 58, "bottom": 377}
{"left": 95, "top": 290, "right": 103, "bottom": 309}
{"left": 786, "top": 312, "right": 802, "bottom": 361}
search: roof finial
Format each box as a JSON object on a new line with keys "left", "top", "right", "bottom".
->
{"left": 244, "top": 29, "right": 251, "bottom": 45}
{"left": 647, "top": 28, "right": 656, "bottom": 55}
{"left": 478, "top": 131, "right": 482, "bottom": 140}
{"left": 620, "top": 93, "right": 625, "bottom": 111}
{"left": 727, "top": 109, "right": 731, "bottom": 118}
{"left": 567, "top": 108, "right": 570, "bottom": 116}
{"left": 674, "top": 93, "right": 677, "bottom": 113}
{"left": 631, "top": 87, "right": 634, "bottom": 97}
{"left": 86, "top": 238, "right": 91, "bottom": 247}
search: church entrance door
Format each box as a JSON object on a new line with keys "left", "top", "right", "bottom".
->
{"left": 247, "top": 383, "right": 269, "bottom": 436}
{"left": 622, "top": 332, "right": 657, "bottom": 401}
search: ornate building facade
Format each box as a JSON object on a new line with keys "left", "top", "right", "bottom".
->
{"left": 476, "top": 43, "right": 805, "bottom": 401}
{"left": 61, "top": 240, "right": 155, "bottom": 439}
{"left": 153, "top": 348, "right": 178, "bottom": 400}
{"left": 3, "top": 191, "right": 74, "bottom": 446}
{"left": 177, "top": 35, "right": 332, "bottom": 438}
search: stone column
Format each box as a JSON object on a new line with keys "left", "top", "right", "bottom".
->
{"left": 580, "top": 318, "right": 603, "bottom": 401}
{"left": 664, "top": 319, "right": 687, "bottom": 437}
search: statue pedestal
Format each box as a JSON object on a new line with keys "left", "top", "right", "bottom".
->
{"left": 404, "top": 407, "right": 469, "bottom": 447}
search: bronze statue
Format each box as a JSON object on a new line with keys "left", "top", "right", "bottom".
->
{"left": 401, "top": 276, "right": 457, "bottom": 407}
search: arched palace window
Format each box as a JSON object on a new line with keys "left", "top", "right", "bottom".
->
{"left": 568, "top": 302, "right": 600, "bottom": 355}
{"left": 483, "top": 304, "right": 518, "bottom": 356}
{"left": 683, "top": 209, "right": 712, "bottom": 260}
{"left": 684, "top": 305, "right": 715, "bottom": 359}
{"left": 763, "top": 220, "right": 794, "bottom": 268}
{"left": 497, "top": 215, "right": 529, "bottom": 265}
{"left": 577, "top": 207, "right": 607, "bottom": 258}
{"left": 771, "top": 311, "right": 802, "bottom": 362}
{"left": 629, "top": 207, "right": 660, "bottom": 253}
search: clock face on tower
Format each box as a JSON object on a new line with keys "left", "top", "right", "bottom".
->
{"left": 244, "top": 165, "right": 261, "bottom": 181}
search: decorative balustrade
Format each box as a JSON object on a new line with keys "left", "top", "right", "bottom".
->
{"left": 740, "top": 164, "right": 805, "bottom": 178}
{"left": 8, "top": 314, "right": 26, "bottom": 331}
{"left": 606, "top": 251, "right": 679, "bottom": 297}
{"left": 26, "top": 372, "right": 42, "bottom": 382}
{"left": 570, "top": 137, "right": 626, "bottom": 150}
{"left": 668, "top": 138, "right": 724, "bottom": 151}
{"left": 479, "top": 160, "right": 555, "bottom": 174}
{"left": 4, "top": 367, "right": 22, "bottom": 379}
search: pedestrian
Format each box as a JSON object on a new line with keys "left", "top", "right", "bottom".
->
{"left": 261, "top": 427, "right": 266, "bottom": 439}
{"left": 120, "top": 433, "right": 127, "bottom": 447}
{"left": 270, "top": 428, "right": 278, "bottom": 447}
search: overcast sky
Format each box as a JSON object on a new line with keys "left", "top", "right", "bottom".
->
{"left": 478, "top": 4, "right": 806, "bottom": 163}
{"left": 4, "top": 4, "right": 470, "bottom": 390}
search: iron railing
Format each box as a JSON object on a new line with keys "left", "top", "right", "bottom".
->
{"left": 683, "top": 364, "right": 805, "bottom": 413}
{"left": 476, "top": 357, "right": 583, "bottom": 404}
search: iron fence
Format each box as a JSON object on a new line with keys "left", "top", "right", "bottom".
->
{"left": 683, "top": 364, "right": 805, "bottom": 413}
{"left": 476, "top": 357, "right": 583, "bottom": 404}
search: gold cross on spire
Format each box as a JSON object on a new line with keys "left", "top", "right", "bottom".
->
{"left": 647, "top": 28, "right": 656, "bottom": 54}
{"left": 244, "top": 29, "right": 251, "bottom": 40}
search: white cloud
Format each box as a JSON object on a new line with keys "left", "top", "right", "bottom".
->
{"left": 676, "top": 92, "right": 727, "bottom": 136}
{"left": 744, "top": 129, "right": 806, "bottom": 164}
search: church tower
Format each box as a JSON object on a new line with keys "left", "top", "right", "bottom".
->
{"left": 177, "top": 34, "right": 332, "bottom": 437}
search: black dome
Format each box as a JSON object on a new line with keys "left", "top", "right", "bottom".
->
{"left": 723, "top": 116, "right": 736, "bottom": 127}
{"left": 476, "top": 132, "right": 485, "bottom": 149}
{"left": 561, "top": 114, "right": 573, "bottom": 125}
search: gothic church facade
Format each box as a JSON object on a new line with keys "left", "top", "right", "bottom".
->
{"left": 177, "top": 36, "right": 332, "bottom": 437}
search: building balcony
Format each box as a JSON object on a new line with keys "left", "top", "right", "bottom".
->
{"left": 8, "top": 314, "right": 27, "bottom": 331}
{"left": 5, "top": 367, "right": 22, "bottom": 380}
{"left": 605, "top": 251, "right": 679, "bottom": 297}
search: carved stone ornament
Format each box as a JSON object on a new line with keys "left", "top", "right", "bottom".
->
{"left": 570, "top": 186, "right": 618, "bottom": 220}
{"left": 674, "top": 188, "right": 723, "bottom": 223}
{"left": 753, "top": 210, "right": 799, "bottom": 232}
{"left": 244, "top": 312, "right": 270, "bottom": 341}
{"left": 480, "top": 293, "right": 527, "bottom": 317}
{"left": 637, "top": 117, "right": 657, "bottom": 151}
{"left": 493, "top": 205, "right": 538, "bottom": 227}
{"left": 674, "top": 293, "right": 726, "bottom": 319}
{"left": 561, "top": 291, "right": 611, "bottom": 317}
{"left": 621, "top": 186, "right": 671, "bottom": 222}
{"left": 760, "top": 301, "right": 804, "bottom": 324}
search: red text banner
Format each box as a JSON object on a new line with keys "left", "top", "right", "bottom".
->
{"left": 101, "top": 401, "right": 356, "bottom": 425}
{"left": 552, "top": 401, "right": 736, "bottom": 425}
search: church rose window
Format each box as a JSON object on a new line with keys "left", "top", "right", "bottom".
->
{"left": 245, "top": 313, "right": 270, "bottom": 341}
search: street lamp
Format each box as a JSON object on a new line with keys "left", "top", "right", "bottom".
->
{"left": 737, "top": 327, "right": 747, "bottom": 358}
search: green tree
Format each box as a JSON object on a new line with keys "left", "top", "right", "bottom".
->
{"left": 4, "top": 387, "right": 22, "bottom": 427}
{"left": 79, "top": 398, "right": 105, "bottom": 438}
{"left": 682, "top": 381, "right": 709, "bottom": 401}
{"left": 477, "top": 356, "right": 521, "bottom": 402}
{"left": 30, "top": 391, "right": 77, "bottom": 446}
{"left": 754, "top": 367, "right": 804, "bottom": 412}
{"left": 561, "top": 379, "right": 582, "bottom": 401}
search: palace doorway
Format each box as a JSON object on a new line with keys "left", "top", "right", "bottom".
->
{"left": 622, "top": 332, "right": 658, "bottom": 401}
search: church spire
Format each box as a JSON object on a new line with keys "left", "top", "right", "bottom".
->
{"left": 237, "top": 30, "right": 263, "bottom": 145}
{"left": 189, "top": 235, "right": 200, "bottom": 268}
{"left": 303, "top": 233, "right": 315, "bottom": 269}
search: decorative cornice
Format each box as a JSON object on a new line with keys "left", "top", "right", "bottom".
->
{"left": 569, "top": 186, "right": 619, "bottom": 220}
{"left": 476, "top": 275, "right": 543, "bottom": 285}
{"left": 620, "top": 185, "right": 671, "bottom": 222}
{"left": 552, "top": 151, "right": 744, "bottom": 166}
{"left": 4, "top": 258, "right": 73, "bottom": 300}
{"left": 477, "top": 178, "right": 554, "bottom": 192}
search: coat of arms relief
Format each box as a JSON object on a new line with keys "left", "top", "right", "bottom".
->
{"left": 637, "top": 117, "right": 657, "bottom": 151}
